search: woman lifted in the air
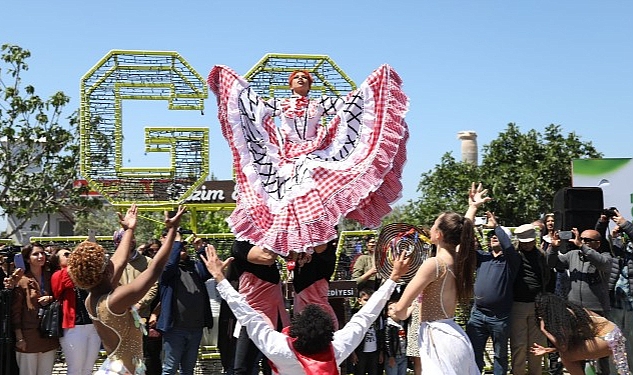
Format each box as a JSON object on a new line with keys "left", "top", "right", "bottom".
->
{"left": 208, "top": 64, "right": 410, "bottom": 256}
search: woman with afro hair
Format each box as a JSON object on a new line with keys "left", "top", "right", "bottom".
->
{"left": 67, "top": 204, "right": 186, "bottom": 375}
{"left": 530, "top": 293, "right": 630, "bottom": 375}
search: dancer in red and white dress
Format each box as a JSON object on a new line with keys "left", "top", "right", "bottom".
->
{"left": 208, "top": 65, "right": 409, "bottom": 256}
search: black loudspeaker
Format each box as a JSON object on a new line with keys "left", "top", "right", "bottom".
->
{"left": 553, "top": 187, "right": 604, "bottom": 253}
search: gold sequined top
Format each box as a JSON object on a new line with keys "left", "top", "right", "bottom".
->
{"left": 90, "top": 294, "right": 144, "bottom": 374}
{"left": 418, "top": 258, "right": 456, "bottom": 322}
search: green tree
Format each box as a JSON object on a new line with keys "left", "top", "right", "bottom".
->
{"left": 0, "top": 44, "right": 100, "bottom": 238}
{"left": 480, "top": 123, "right": 602, "bottom": 225}
{"left": 399, "top": 123, "right": 602, "bottom": 227}
{"left": 193, "top": 210, "right": 231, "bottom": 234}
{"left": 392, "top": 152, "right": 479, "bottom": 227}
{"left": 74, "top": 206, "right": 164, "bottom": 244}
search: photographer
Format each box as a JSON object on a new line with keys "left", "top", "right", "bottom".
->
{"left": 546, "top": 227, "right": 613, "bottom": 374}
{"left": 599, "top": 208, "right": 633, "bottom": 372}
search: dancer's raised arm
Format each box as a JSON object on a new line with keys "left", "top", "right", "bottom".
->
{"left": 465, "top": 182, "right": 491, "bottom": 221}
{"left": 108, "top": 204, "right": 138, "bottom": 285}
{"left": 108, "top": 206, "right": 186, "bottom": 313}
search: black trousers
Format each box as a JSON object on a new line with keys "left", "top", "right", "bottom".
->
{"left": 0, "top": 291, "right": 18, "bottom": 375}
{"left": 233, "top": 326, "right": 271, "bottom": 375}
{"left": 143, "top": 333, "right": 163, "bottom": 375}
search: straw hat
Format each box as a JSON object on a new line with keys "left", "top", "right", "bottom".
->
{"left": 375, "top": 223, "right": 432, "bottom": 283}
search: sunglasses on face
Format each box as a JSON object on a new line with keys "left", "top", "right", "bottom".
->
{"left": 60, "top": 252, "right": 71, "bottom": 257}
{"left": 580, "top": 237, "right": 599, "bottom": 243}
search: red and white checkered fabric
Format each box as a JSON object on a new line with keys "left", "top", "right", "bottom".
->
{"left": 208, "top": 64, "right": 409, "bottom": 256}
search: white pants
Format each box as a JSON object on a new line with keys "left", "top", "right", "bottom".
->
{"left": 60, "top": 323, "right": 102, "bottom": 375}
{"left": 16, "top": 349, "right": 57, "bottom": 375}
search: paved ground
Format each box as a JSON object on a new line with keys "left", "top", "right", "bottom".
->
{"left": 51, "top": 341, "right": 571, "bottom": 374}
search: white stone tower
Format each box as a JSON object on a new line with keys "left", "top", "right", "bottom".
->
{"left": 457, "top": 131, "right": 478, "bottom": 165}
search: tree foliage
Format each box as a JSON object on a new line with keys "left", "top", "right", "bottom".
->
{"left": 193, "top": 210, "right": 231, "bottom": 234}
{"left": 480, "top": 123, "right": 602, "bottom": 225}
{"left": 386, "top": 152, "right": 479, "bottom": 227}
{"left": 395, "top": 123, "right": 602, "bottom": 228}
{"left": 0, "top": 44, "right": 100, "bottom": 237}
{"left": 74, "top": 206, "right": 164, "bottom": 244}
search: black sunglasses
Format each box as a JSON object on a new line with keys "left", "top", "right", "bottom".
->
{"left": 580, "top": 237, "right": 599, "bottom": 243}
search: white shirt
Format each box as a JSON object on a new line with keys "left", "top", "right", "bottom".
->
{"left": 216, "top": 278, "right": 397, "bottom": 375}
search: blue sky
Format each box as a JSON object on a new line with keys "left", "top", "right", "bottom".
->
{"left": 2, "top": 1, "right": 632, "bottom": 230}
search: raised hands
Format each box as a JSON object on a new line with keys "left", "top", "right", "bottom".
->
{"left": 389, "top": 250, "right": 411, "bottom": 282}
{"left": 118, "top": 204, "right": 138, "bottom": 231}
{"left": 569, "top": 228, "right": 582, "bottom": 248}
{"left": 200, "top": 244, "right": 234, "bottom": 281}
{"left": 550, "top": 231, "right": 561, "bottom": 248}
{"left": 611, "top": 208, "right": 627, "bottom": 226}
{"left": 484, "top": 211, "right": 498, "bottom": 229}
{"left": 469, "top": 182, "right": 492, "bottom": 208}
{"left": 466, "top": 182, "right": 492, "bottom": 220}
{"left": 164, "top": 205, "right": 187, "bottom": 229}
{"left": 2, "top": 267, "right": 23, "bottom": 290}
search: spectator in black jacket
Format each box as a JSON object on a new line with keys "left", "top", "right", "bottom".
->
{"left": 156, "top": 235, "right": 214, "bottom": 375}
{"left": 349, "top": 288, "right": 385, "bottom": 375}
{"left": 384, "top": 301, "right": 407, "bottom": 375}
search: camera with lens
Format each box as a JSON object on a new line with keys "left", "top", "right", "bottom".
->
{"left": 558, "top": 230, "right": 573, "bottom": 240}
{"left": 602, "top": 207, "right": 619, "bottom": 218}
{"left": 0, "top": 245, "right": 22, "bottom": 263}
{"left": 177, "top": 228, "right": 194, "bottom": 235}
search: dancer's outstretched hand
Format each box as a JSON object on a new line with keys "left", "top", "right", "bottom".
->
{"left": 200, "top": 244, "right": 234, "bottom": 282}
{"left": 118, "top": 204, "right": 138, "bottom": 231}
{"left": 390, "top": 250, "right": 410, "bottom": 282}
{"left": 468, "top": 182, "right": 492, "bottom": 208}
{"left": 530, "top": 343, "right": 555, "bottom": 356}
{"left": 164, "top": 205, "right": 187, "bottom": 229}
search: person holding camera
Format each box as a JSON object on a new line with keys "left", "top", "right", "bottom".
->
{"left": 155, "top": 230, "right": 214, "bottom": 375}
{"left": 546, "top": 226, "right": 613, "bottom": 374}
{"left": 510, "top": 223, "right": 553, "bottom": 375}
{"left": 597, "top": 208, "right": 633, "bottom": 372}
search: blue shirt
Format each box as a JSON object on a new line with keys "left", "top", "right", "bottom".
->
{"left": 472, "top": 226, "right": 521, "bottom": 316}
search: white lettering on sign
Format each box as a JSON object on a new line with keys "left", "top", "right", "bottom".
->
{"left": 328, "top": 288, "right": 355, "bottom": 297}
{"left": 186, "top": 186, "right": 226, "bottom": 202}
